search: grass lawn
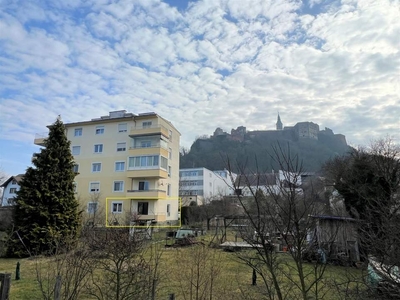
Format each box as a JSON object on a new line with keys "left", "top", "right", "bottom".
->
{"left": 0, "top": 231, "right": 367, "bottom": 300}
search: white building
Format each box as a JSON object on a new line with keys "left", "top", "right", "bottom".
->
{"left": 1, "top": 174, "right": 24, "bottom": 206}
{"left": 179, "top": 168, "right": 236, "bottom": 206}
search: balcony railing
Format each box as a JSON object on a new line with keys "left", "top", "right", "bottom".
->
{"left": 34, "top": 132, "right": 48, "bottom": 146}
{"left": 129, "top": 124, "right": 169, "bottom": 138}
{"left": 126, "top": 189, "right": 166, "bottom": 199}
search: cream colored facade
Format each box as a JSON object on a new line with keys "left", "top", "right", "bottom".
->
{"left": 34, "top": 110, "right": 181, "bottom": 226}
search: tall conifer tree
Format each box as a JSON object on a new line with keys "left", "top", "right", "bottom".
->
{"left": 8, "top": 117, "right": 80, "bottom": 257}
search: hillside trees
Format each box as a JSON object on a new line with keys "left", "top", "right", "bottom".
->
{"left": 7, "top": 117, "right": 80, "bottom": 257}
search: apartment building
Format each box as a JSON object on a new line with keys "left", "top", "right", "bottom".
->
{"left": 179, "top": 168, "right": 235, "bottom": 206}
{"left": 34, "top": 110, "right": 180, "bottom": 226}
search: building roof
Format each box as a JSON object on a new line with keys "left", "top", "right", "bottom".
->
{"left": 235, "top": 173, "right": 277, "bottom": 187}
{"left": 309, "top": 215, "right": 357, "bottom": 222}
{"left": 1, "top": 174, "right": 24, "bottom": 188}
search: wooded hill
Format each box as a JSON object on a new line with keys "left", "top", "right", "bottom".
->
{"left": 180, "top": 133, "right": 352, "bottom": 173}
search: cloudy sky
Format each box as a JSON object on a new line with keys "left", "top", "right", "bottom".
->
{"left": 0, "top": 0, "right": 399, "bottom": 176}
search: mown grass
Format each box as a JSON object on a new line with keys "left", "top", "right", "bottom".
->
{"left": 0, "top": 230, "right": 366, "bottom": 300}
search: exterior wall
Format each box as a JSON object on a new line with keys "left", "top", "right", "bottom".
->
{"left": 294, "top": 122, "right": 320, "bottom": 140}
{"left": 41, "top": 111, "right": 180, "bottom": 226}
{"left": 1, "top": 180, "right": 21, "bottom": 206}
{"left": 179, "top": 168, "right": 233, "bottom": 204}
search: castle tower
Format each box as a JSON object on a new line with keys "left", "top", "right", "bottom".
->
{"left": 276, "top": 113, "right": 283, "bottom": 130}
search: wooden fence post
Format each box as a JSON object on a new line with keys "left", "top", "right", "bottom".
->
{"left": 0, "top": 273, "right": 11, "bottom": 300}
{"left": 54, "top": 275, "right": 61, "bottom": 300}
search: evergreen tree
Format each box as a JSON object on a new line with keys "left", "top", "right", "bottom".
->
{"left": 7, "top": 117, "right": 81, "bottom": 257}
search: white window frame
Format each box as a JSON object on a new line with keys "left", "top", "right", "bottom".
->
{"left": 168, "top": 166, "right": 171, "bottom": 177}
{"left": 72, "top": 146, "right": 81, "bottom": 155}
{"left": 87, "top": 202, "right": 98, "bottom": 214}
{"left": 112, "top": 201, "right": 123, "bottom": 214}
{"left": 89, "top": 182, "right": 100, "bottom": 193}
{"left": 95, "top": 125, "right": 104, "bottom": 135}
{"left": 74, "top": 128, "right": 82, "bottom": 137}
{"left": 169, "top": 147, "right": 172, "bottom": 159}
{"left": 167, "top": 204, "right": 171, "bottom": 217}
{"left": 92, "top": 162, "right": 101, "bottom": 172}
{"left": 113, "top": 181, "right": 124, "bottom": 192}
{"left": 117, "top": 142, "right": 126, "bottom": 152}
{"left": 167, "top": 184, "right": 171, "bottom": 196}
{"left": 94, "top": 144, "right": 103, "bottom": 153}
{"left": 115, "top": 161, "right": 125, "bottom": 172}
{"left": 142, "top": 121, "right": 152, "bottom": 128}
{"left": 118, "top": 123, "right": 127, "bottom": 133}
{"left": 9, "top": 188, "right": 17, "bottom": 194}
{"left": 73, "top": 164, "right": 79, "bottom": 173}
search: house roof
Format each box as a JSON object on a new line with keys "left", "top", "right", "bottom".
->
{"left": 309, "top": 215, "right": 357, "bottom": 222}
{"left": 235, "top": 173, "right": 277, "bottom": 187}
{"left": 1, "top": 174, "right": 24, "bottom": 188}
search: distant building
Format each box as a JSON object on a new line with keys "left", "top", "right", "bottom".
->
{"left": 276, "top": 114, "right": 283, "bottom": 130}
{"left": 294, "top": 122, "right": 319, "bottom": 140}
{"left": 1, "top": 174, "right": 24, "bottom": 206}
{"left": 210, "top": 114, "right": 346, "bottom": 145}
{"left": 179, "top": 168, "right": 236, "bottom": 206}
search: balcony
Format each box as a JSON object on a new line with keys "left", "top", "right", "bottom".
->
{"left": 126, "top": 168, "right": 168, "bottom": 178}
{"left": 129, "top": 125, "right": 169, "bottom": 138}
{"left": 129, "top": 146, "right": 168, "bottom": 157}
{"left": 34, "top": 132, "right": 48, "bottom": 146}
{"left": 126, "top": 189, "right": 167, "bottom": 199}
{"left": 136, "top": 213, "right": 167, "bottom": 222}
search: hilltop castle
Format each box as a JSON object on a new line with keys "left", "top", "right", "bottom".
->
{"left": 212, "top": 114, "right": 347, "bottom": 145}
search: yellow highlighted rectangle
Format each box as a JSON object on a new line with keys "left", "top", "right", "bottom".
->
{"left": 105, "top": 197, "right": 182, "bottom": 228}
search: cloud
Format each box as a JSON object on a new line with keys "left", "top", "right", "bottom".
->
{"left": 0, "top": 0, "right": 399, "bottom": 175}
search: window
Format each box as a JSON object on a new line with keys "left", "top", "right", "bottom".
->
{"left": 9, "top": 188, "right": 17, "bottom": 194}
{"left": 72, "top": 146, "right": 81, "bottom": 155}
{"left": 88, "top": 202, "right": 98, "bottom": 214}
{"left": 117, "top": 142, "right": 126, "bottom": 152}
{"left": 95, "top": 125, "right": 104, "bottom": 135}
{"left": 89, "top": 182, "right": 100, "bottom": 193}
{"left": 94, "top": 144, "right": 103, "bottom": 153}
{"left": 167, "top": 184, "right": 171, "bottom": 196}
{"left": 141, "top": 141, "right": 151, "bottom": 148}
{"left": 11, "top": 180, "right": 17, "bottom": 185}
{"left": 114, "top": 181, "right": 124, "bottom": 192}
{"left": 138, "top": 202, "right": 149, "bottom": 215}
{"left": 161, "top": 156, "right": 168, "bottom": 170}
{"left": 7, "top": 198, "right": 15, "bottom": 205}
{"left": 142, "top": 121, "right": 152, "bottom": 128}
{"left": 73, "top": 164, "right": 79, "bottom": 173}
{"left": 118, "top": 123, "right": 127, "bottom": 132}
{"left": 115, "top": 161, "right": 125, "bottom": 172}
{"left": 138, "top": 181, "right": 149, "bottom": 191}
{"left": 168, "top": 166, "right": 171, "bottom": 177}
{"left": 169, "top": 129, "right": 172, "bottom": 141}
{"left": 112, "top": 202, "right": 123, "bottom": 213}
{"left": 169, "top": 147, "right": 172, "bottom": 159}
{"left": 74, "top": 128, "right": 82, "bottom": 136}
{"left": 92, "top": 163, "right": 101, "bottom": 172}
{"left": 167, "top": 204, "right": 171, "bottom": 217}
{"left": 128, "top": 155, "right": 159, "bottom": 168}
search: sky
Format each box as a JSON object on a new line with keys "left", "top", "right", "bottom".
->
{"left": 0, "top": 0, "right": 399, "bottom": 177}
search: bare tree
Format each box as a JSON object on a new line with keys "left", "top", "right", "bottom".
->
{"left": 85, "top": 228, "right": 152, "bottom": 300}
{"left": 226, "top": 143, "right": 336, "bottom": 300}
{"left": 171, "top": 245, "right": 225, "bottom": 300}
